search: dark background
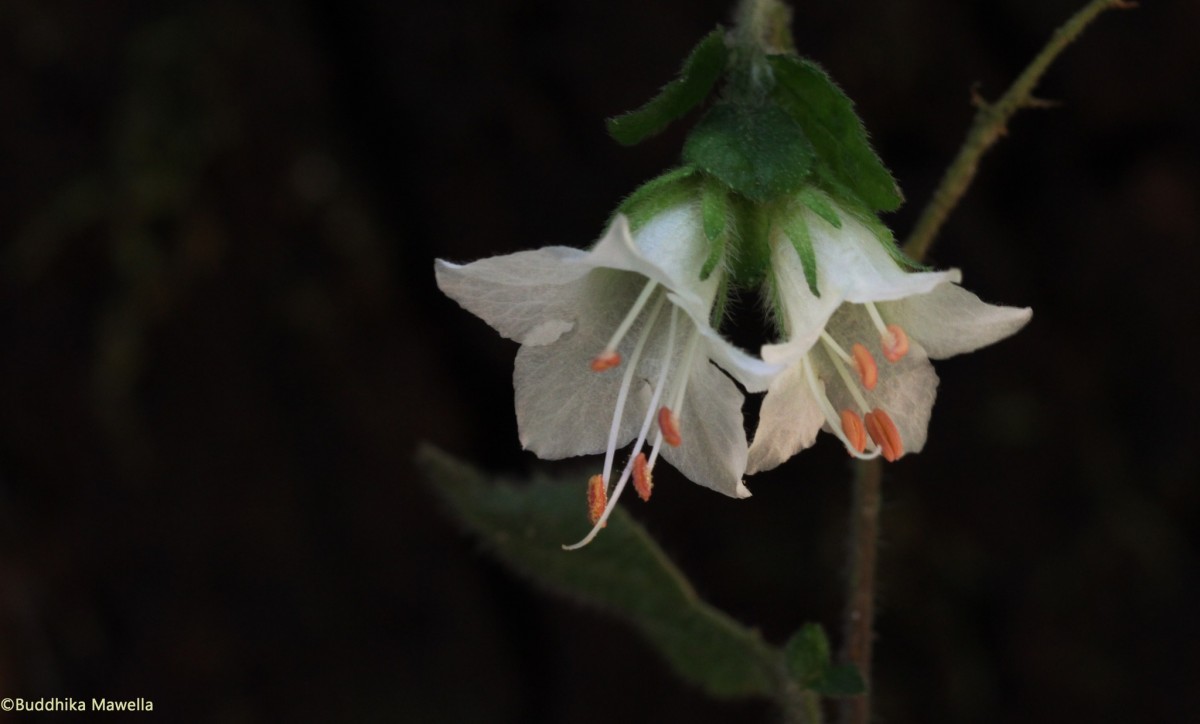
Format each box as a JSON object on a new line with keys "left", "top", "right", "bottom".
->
{"left": 1, "top": 1, "right": 1196, "bottom": 722}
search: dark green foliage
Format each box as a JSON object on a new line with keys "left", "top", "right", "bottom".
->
{"left": 769, "top": 55, "right": 902, "bottom": 213}
{"left": 683, "top": 102, "right": 816, "bottom": 203}
{"left": 783, "top": 623, "right": 866, "bottom": 698}
{"left": 606, "top": 29, "right": 729, "bottom": 146}
{"left": 417, "top": 446, "right": 779, "bottom": 699}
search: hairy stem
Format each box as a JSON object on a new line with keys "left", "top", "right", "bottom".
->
{"left": 903, "top": 0, "right": 1132, "bottom": 261}
{"left": 840, "top": 3, "right": 1128, "bottom": 724}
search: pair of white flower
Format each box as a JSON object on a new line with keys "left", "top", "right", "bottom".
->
{"left": 435, "top": 196, "right": 1030, "bottom": 548}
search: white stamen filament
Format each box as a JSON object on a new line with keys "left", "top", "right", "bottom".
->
{"left": 864, "top": 302, "right": 891, "bottom": 339}
{"left": 648, "top": 325, "right": 702, "bottom": 470}
{"left": 801, "top": 354, "right": 881, "bottom": 460}
{"left": 564, "top": 306, "right": 681, "bottom": 551}
{"left": 822, "top": 343, "right": 873, "bottom": 413}
{"left": 600, "top": 295, "right": 665, "bottom": 486}
{"left": 819, "top": 330, "right": 853, "bottom": 365}
{"left": 601, "top": 278, "right": 658, "bottom": 356}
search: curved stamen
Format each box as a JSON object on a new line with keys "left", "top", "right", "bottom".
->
{"left": 800, "top": 354, "right": 881, "bottom": 460}
{"left": 823, "top": 344, "right": 874, "bottom": 415}
{"left": 840, "top": 409, "right": 867, "bottom": 453}
{"left": 600, "top": 296, "right": 665, "bottom": 485}
{"left": 632, "top": 453, "right": 652, "bottom": 501}
{"left": 864, "top": 302, "right": 910, "bottom": 362}
{"left": 565, "top": 304, "right": 679, "bottom": 551}
{"left": 658, "top": 408, "right": 682, "bottom": 447}
{"left": 821, "top": 331, "right": 877, "bottom": 390}
{"left": 647, "top": 326, "right": 703, "bottom": 469}
{"left": 591, "top": 278, "right": 658, "bottom": 370}
{"left": 587, "top": 474, "right": 607, "bottom": 525}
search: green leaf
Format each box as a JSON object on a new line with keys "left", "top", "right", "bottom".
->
{"left": 683, "top": 102, "right": 815, "bottom": 203}
{"left": 607, "top": 29, "right": 729, "bottom": 146}
{"left": 417, "top": 445, "right": 779, "bottom": 700}
{"left": 769, "top": 55, "right": 902, "bottom": 212}
{"left": 779, "top": 211, "right": 820, "bottom": 297}
{"left": 798, "top": 186, "right": 841, "bottom": 229}
{"left": 813, "top": 664, "right": 867, "bottom": 697}
{"left": 783, "top": 623, "right": 831, "bottom": 683}
{"left": 614, "top": 165, "right": 699, "bottom": 232}
{"left": 699, "top": 178, "right": 728, "bottom": 280}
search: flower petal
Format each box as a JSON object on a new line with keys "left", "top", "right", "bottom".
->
{"left": 747, "top": 360, "right": 825, "bottom": 474}
{"left": 881, "top": 283, "right": 1033, "bottom": 360}
{"left": 658, "top": 359, "right": 751, "bottom": 498}
{"left": 805, "top": 206, "right": 959, "bottom": 305}
{"left": 435, "top": 246, "right": 591, "bottom": 346}
{"left": 512, "top": 270, "right": 658, "bottom": 458}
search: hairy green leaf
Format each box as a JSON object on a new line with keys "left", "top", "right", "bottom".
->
{"left": 683, "top": 102, "right": 815, "bottom": 203}
{"left": 769, "top": 55, "right": 902, "bottom": 212}
{"left": 607, "top": 29, "right": 729, "bottom": 146}
{"left": 417, "top": 445, "right": 779, "bottom": 699}
{"left": 699, "top": 178, "right": 729, "bottom": 280}
{"left": 779, "top": 211, "right": 820, "bottom": 297}
{"left": 798, "top": 186, "right": 842, "bottom": 229}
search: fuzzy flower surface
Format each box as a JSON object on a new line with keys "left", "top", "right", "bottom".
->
{"left": 435, "top": 207, "right": 777, "bottom": 547}
{"left": 747, "top": 196, "right": 1032, "bottom": 472}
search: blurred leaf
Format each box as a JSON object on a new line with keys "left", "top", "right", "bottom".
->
{"left": 417, "top": 445, "right": 780, "bottom": 699}
{"left": 683, "top": 102, "right": 815, "bottom": 203}
{"left": 813, "top": 664, "right": 866, "bottom": 697}
{"left": 769, "top": 55, "right": 902, "bottom": 213}
{"left": 606, "top": 29, "right": 729, "bottom": 146}
{"left": 783, "top": 622, "right": 830, "bottom": 682}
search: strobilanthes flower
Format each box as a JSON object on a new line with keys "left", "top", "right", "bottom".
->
{"left": 436, "top": 203, "right": 778, "bottom": 548}
{"left": 747, "top": 193, "right": 1032, "bottom": 472}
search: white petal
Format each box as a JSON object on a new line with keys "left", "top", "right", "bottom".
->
{"left": 434, "top": 246, "right": 590, "bottom": 346}
{"left": 767, "top": 237, "right": 845, "bottom": 359}
{"left": 820, "top": 306, "right": 939, "bottom": 455}
{"left": 512, "top": 270, "right": 657, "bottom": 458}
{"left": 658, "top": 359, "right": 751, "bottom": 498}
{"left": 881, "top": 283, "right": 1033, "bottom": 360}
{"left": 747, "top": 360, "right": 825, "bottom": 474}
{"left": 804, "top": 205, "right": 959, "bottom": 305}
{"left": 586, "top": 210, "right": 719, "bottom": 313}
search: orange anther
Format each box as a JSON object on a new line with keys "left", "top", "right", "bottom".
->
{"left": 851, "top": 343, "right": 878, "bottom": 390}
{"left": 587, "top": 474, "right": 608, "bottom": 526}
{"left": 658, "top": 407, "right": 682, "bottom": 447}
{"left": 882, "top": 324, "right": 909, "bottom": 363}
{"left": 840, "top": 410, "right": 866, "bottom": 453}
{"left": 632, "top": 453, "right": 653, "bottom": 502}
{"left": 591, "top": 350, "right": 621, "bottom": 372}
{"left": 864, "top": 409, "right": 903, "bottom": 462}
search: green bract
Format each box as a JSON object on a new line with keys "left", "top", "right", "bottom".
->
{"left": 606, "top": 29, "right": 730, "bottom": 146}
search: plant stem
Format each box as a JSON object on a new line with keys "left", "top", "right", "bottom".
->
{"left": 838, "top": 458, "right": 882, "bottom": 724}
{"left": 734, "top": 0, "right": 794, "bottom": 56}
{"left": 838, "top": 3, "right": 1128, "bottom": 724}
{"left": 902, "top": 0, "right": 1132, "bottom": 261}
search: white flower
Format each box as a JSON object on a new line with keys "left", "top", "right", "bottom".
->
{"left": 747, "top": 197, "right": 1032, "bottom": 472}
{"left": 435, "top": 206, "right": 778, "bottom": 547}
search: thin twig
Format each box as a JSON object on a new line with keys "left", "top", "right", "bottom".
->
{"left": 902, "top": 0, "right": 1132, "bottom": 261}
{"left": 839, "top": 3, "right": 1128, "bottom": 724}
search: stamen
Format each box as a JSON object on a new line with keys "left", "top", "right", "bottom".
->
{"left": 800, "top": 354, "right": 881, "bottom": 461}
{"left": 647, "top": 326, "right": 702, "bottom": 470}
{"left": 823, "top": 344, "right": 873, "bottom": 414}
{"left": 600, "top": 296, "right": 666, "bottom": 485}
{"left": 840, "top": 410, "right": 867, "bottom": 453}
{"left": 590, "top": 350, "right": 620, "bottom": 372}
{"left": 632, "top": 453, "right": 653, "bottom": 501}
{"left": 864, "top": 303, "right": 910, "bottom": 363}
{"left": 850, "top": 343, "right": 878, "bottom": 390}
{"left": 564, "top": 305, "right": 679, "bottom": 551}
{"left": 864, "top": 409, "right": 903, "bottom": 462}
{"left": 658, "top": 407, "right": 682, "bottom": 447}
{"left": 587, "top": 474, "right": 607, "bottom": 525}
{"left": 882, "top": 324, "right": 910, "bottom": 362}
{"left": 592, "top": 278, "right": 658, "bottom": 370}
